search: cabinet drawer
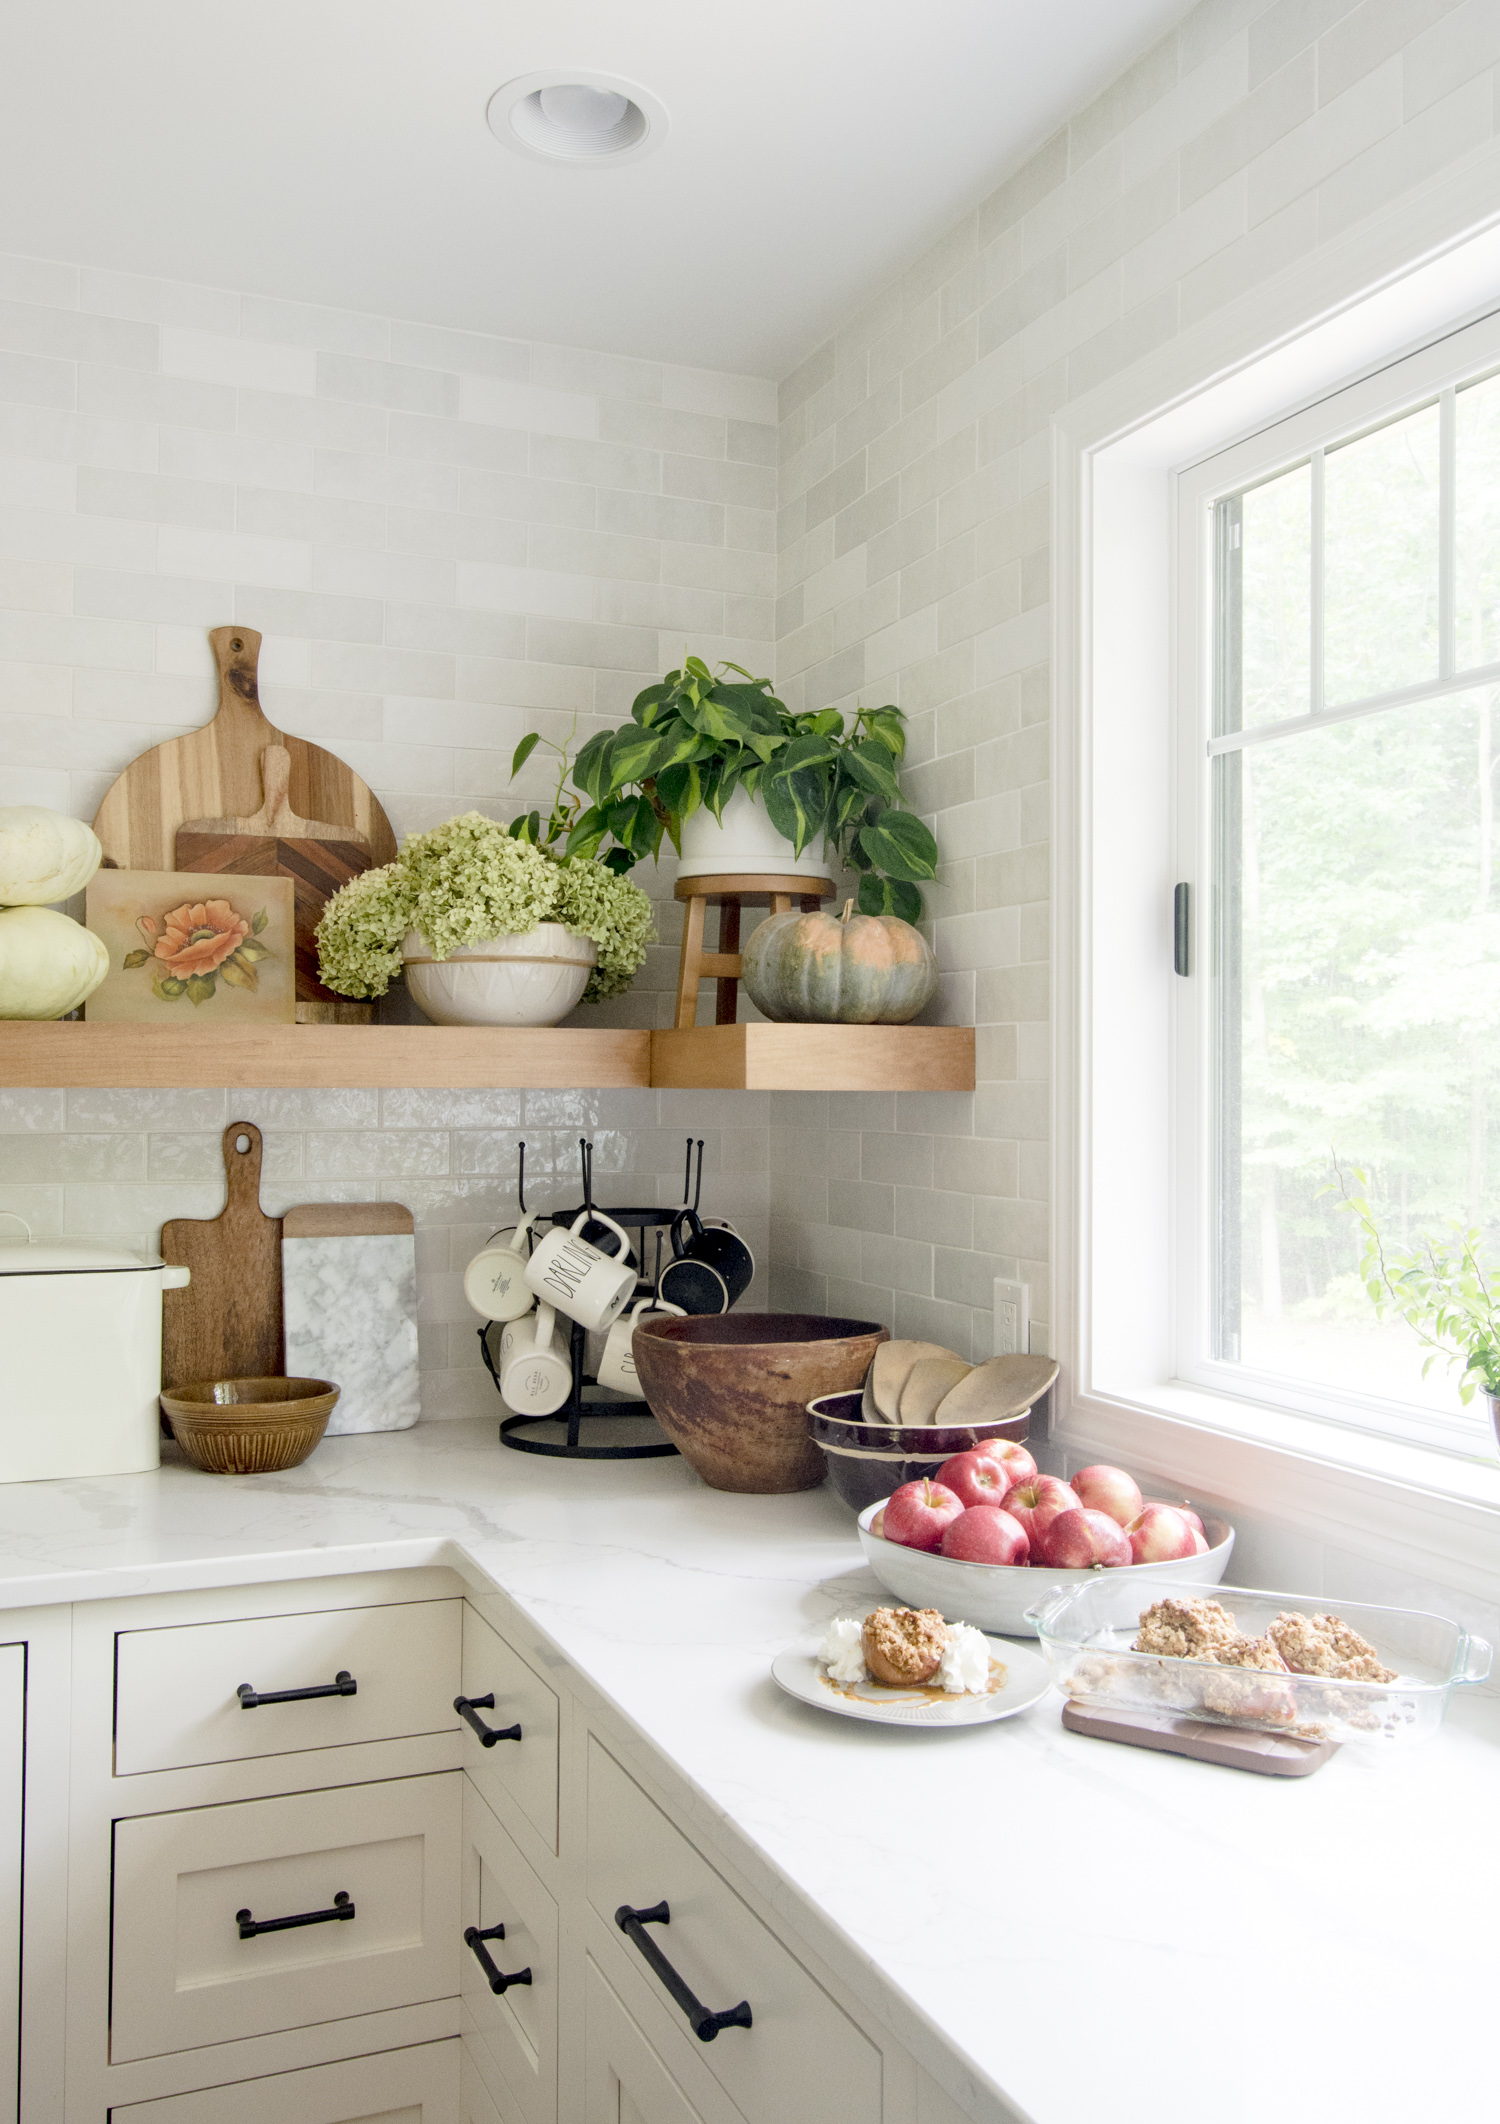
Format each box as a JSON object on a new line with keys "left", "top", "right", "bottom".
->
{"left": 458, "top": 1608, "right": 558, "bottom": 1856}
{"left": 460, "top": 1782, "right": 557, "bottom": 2124}
{"left": 586, "top": 1742, "right": 880, "bottom": 2124}
{"left": 109, "top": 2040, "right": 459, "bottom": 2123}
{"left": 115, "top": 1600, "right": 462, "bottom": 1774}
{"left": 584, "top": 1958, "right": 722, "bottom": 2124}
{"left": 461, "top": 2045, "right": 517, "bottom": 2124}
{"left": 111, "top": 1773, "right": 460, "bottom": 2061}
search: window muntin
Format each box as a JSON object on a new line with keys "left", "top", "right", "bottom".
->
{"left": 1198, "top": 355, "right": 1500, "bottom": 1455}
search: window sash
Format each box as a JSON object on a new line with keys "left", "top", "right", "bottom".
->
{"left": 1173, "top": 304, "right": 1500, "bottom": 1460}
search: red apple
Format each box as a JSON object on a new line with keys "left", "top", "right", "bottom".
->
{"left": 1002, "top": 1475, "right": 1079, "bottom": 1557}
{"left": 1039, "top": 1507, "right": 1132, "bottom": 1569}
{"left": 1124, "top": 1502, "right": 1199, "bottom": 1564}
{"left": 1070, "top": 1463, "right": 1144, "bottom": 1528}
{"left": 882, "top": 1479, "right": 964, "bottom": 1554}
{"left": 934, "top": 1448, "right": 1013, "bottom": 1509}
{"left": 1189, "top": 1528, "right": 1209, "bottom": 1555}
{"left": 1164, "top": 1501, "right": 1207, "bottom": 1542}
{"left": 940, "top": 1505, "right": 1030, "bottom": 1566}
{"left": 973, "top": 1438, "right": 1037, "bottom": 1489}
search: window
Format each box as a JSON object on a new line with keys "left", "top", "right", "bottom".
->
{"left": 1177, "top": 315, "right": 1500, "bottom": 1456}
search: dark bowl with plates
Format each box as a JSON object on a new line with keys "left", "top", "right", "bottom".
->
{"left": 807, "top": 1390, "right": 1033, "bottom": 1513}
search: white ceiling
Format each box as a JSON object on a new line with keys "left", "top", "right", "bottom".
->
{"left": 0, "top": 0, "right": 1196, "bottom": 379}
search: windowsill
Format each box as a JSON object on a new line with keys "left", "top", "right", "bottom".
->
{"left": 1054, "top": 1378, "right": 1500, "bottom": 1599}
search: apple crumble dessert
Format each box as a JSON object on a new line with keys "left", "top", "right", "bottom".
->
{"left": 861, "top": 1605, "right": 950, "bottom": 1684}
{"left": 1267, "top": 1610, "right": 1396, "bottom": 1684}
{"left": 816, "top": 1608, "right": 998, "bottom": 1694}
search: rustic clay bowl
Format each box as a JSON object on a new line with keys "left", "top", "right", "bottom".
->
{"left": 160, "top": 1377, "right": 339, "bottom": 1475}
{"left": 807, "top": 1389, "right": 1032, "bottom": 1513}
{"left": 632, "top": 1313, "right": 887, "bottom": 1493}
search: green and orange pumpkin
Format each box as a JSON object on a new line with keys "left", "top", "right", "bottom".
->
{"left": 741, "top": 899, "right": 939, "bottom": 1024}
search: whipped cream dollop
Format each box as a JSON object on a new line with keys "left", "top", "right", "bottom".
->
{"left": 818, "top": 1615, "right": 867, "bottom": 1685}
{"left": 937, "top": 1620, "right": 992, "bottom": 1694}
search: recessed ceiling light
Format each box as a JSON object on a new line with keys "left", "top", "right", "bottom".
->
{"left": 487, "top": 70, "right": 668, "bottom": 167}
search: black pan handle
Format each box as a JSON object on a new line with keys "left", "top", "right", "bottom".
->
{"left": 615, "top": 1901, "right": 752, "bottom": 2042}
{"left": 455, "top": 1692, "right": 522, "bottom": 1747}
{"left": 464, "top": 1921, "right": 532, "bottom": 1994}
{"left": 237, "top": 1670, "right": 356, "bottom": 1709}
{"left": 237, "top": 1891, "right": 353, "bottom": 1939}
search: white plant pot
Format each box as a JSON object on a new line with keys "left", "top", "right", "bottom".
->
{"left": 401, "top": 925, "right": 597, "bottom": 1028}
{"left": 676, "top": 785, "right": 831, "bottom": 884}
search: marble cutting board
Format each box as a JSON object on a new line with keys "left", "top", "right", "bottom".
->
{"left": 282, "top": 1202, "right": 421, "bottom": 1434}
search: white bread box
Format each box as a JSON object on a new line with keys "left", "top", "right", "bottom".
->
{"left": 0, "top": 1217, "right": 190, "bottom": 1481}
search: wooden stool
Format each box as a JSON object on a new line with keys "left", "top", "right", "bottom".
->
{"left": 673, "top": 873, "right": 835, "bottom": 1030}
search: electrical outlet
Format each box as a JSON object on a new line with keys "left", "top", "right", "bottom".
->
{"left": 993, "top": 1278, "right": 1030, "bottom": 1357}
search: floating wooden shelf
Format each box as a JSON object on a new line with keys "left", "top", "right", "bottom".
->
{"left": 0, "top": 1020, "right": 976, "bottom": 1093}
{"left": 649, "top": 1024, "right": 975, "bottom": 1091}
{"left": 0, "top": 1023, "right": 651, "bottom": 1090}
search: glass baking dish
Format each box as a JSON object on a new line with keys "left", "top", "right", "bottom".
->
{"left": 1025, "top": 1577, "right": 1492, "bottom": 1747}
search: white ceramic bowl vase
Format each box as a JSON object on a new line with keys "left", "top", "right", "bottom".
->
{"left": 857, "top": 1497, "right": 1235, "bottom": 1638}
{"left": 401, "top": 925, "right": 597, "bottom": 1028}
{"left": 676, "top": 785, "right": 831, "bottom": 885}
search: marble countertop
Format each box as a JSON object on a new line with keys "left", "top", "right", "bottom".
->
{"left": 0, "top": 1418, "right": 1491, "bottom": 2124}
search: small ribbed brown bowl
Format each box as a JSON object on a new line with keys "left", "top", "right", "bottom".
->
{"left": 159, "top": 1377, "right": 339, "bottom": 1475}
{"left": 632, "top": 1313, "right": 887, "bottom": 1493}
{"left": 807, "top": 1389, "right": 1032, "bottom": 1512}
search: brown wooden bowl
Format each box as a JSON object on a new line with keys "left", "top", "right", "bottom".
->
{"left": 159, "top": 1377, "right": 339, "bottom": 1475}
{"left": 632, "top": 1313, "right": 887, "bottom": 1493}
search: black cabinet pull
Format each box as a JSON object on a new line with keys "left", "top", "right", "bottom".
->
{"left": 454, "top": 1692, "right": 522, "bottom": 1747}
{"left": 237, "top": 1670, "right": 357, "bottom": 1709}
{"left": 614, "top": 1901, "right": 752, "bottom": 2042}
{"left": 237, "top": 1890, "right": 354, "bottom": 1939}
{"left": 463, "top": 1921, "right": 532, "bottom": 1994}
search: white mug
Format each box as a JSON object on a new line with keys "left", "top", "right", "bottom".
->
{"left": 524, "top": 1209, "right": 636, "bottom": 1331}
{"left": 464, "top": 1217, "right": 539, "bottom": 1322}
{"left": 596, "top": 1298, "right": 684, "bottom": 1396}
{"left": 499, "top": 1303, "right": 571, "bottom": 1416}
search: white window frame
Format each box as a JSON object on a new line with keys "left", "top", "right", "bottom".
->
{"left": 1050, "top": 167, "right": 1500, "bottom": 1594}
{"left": 1173, "top": 308, "right": 1500, "bottom": 1462}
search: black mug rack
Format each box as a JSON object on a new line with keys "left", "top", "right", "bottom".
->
{"left": 479, "top": 1137, "right": 705, "bottom": 1463}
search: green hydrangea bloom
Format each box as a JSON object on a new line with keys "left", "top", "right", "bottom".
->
{"left": 315, "top": 813, "right": 654, "bottom": 1005}
{"left": 313, "top": 861, "right": 415, "bottom": 999}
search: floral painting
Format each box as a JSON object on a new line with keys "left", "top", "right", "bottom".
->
{"left": 84, "top": 871, "right": 296, "bottom": 1023}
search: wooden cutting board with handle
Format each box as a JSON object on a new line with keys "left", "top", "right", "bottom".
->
{"left": 161, "top": 1122, "right": 283, "bottom": 1389}
{"left": 93, "top": 625, "right": 397, "bottom": 873}
{"left": 176, "top": 743, "right": 375, "bottom": 1021}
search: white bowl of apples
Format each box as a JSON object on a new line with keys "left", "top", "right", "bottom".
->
{"left": 858, "top": 1442, "right": 1234, "bottom": 1638}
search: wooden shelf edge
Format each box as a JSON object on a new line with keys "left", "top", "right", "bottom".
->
{"left": 649, "top": 1023, "right": 976, "bottom": 1091}
{"left": 0, "top": 1023, "right": 651, "bottom": 1090}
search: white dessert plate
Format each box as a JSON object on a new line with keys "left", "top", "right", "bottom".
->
{"left": 770, "top": 1634, "right": 1053, "bottom": 1728}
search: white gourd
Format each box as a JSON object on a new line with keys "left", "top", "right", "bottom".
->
{"left": 0, "top": 907, "right": 110, "bottom": 1019}
{"left": 0, "top": 806, "right": 103, "bottom": 905}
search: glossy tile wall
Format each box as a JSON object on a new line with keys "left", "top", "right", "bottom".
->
{"left": 765, "top": 0, "right": 1500, "bottom": 1359}
{"left": 0, "top": 266, "right": 776, "bottom": 1414}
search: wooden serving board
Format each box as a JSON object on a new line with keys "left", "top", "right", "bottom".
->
{"left": 176, "top": 743, "right": 374, "bottom": 1020}
{"left": 161, "top": 1122, "right": 283, "bottom": 1389}
{"left": 1062, "top": 1701, "right": 1337, "bottom": 1776}
{"left": 94, "top": 626, "right": 397, "bottom": 873}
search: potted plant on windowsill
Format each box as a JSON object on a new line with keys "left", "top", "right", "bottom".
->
{"left": 554, "top": 657, "right": 941, "bottom": 922}
{"left": 1331, "top": 1161, "right": 1500, "bottom": 1451}
{"left": 314, "top": 809, "right": 654, "bottom": 1027}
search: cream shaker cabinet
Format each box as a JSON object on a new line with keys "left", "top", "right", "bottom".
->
{"left": 0, "top": 1569, "right": 923, "bottom": 2124}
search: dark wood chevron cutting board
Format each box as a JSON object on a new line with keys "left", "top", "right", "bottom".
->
{"left": 176, "top": 742, "right": 374, "bottom": 1020}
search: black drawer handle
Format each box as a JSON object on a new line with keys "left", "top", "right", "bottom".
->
{"left": 237, "top": 1670, "right": 357, "bottom": 1709}
{"left": 464, "top": 1921, "right": 532, "bottom": 1994}
{"left": 455, "top": 1692, "right": 522, "bottom": 1747}
{"left": 237, "top": 1890, "right": 354, "bottom": 1939}
{"left": 614, "top": 1902, "right": 752, "bottom": 2042}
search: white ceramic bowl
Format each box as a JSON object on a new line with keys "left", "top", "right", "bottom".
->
{"left": 857, "top": 1498, "right": 1235, "bottom": 1638}
{"left": 402, "top": 925, "right": 597, "bottom": 1027}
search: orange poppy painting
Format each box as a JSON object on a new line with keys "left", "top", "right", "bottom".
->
{"left": 84, "top": 871, "right": 296, "bottom": 1023}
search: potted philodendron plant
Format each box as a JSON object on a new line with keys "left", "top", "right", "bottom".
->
{"left": 1331, "top": 1161, "right": 1500, "bottom": 1450}
{"left": 534, "top": 657, "right": 940, "bottom": 923}
{"left": 315, "top": 808, "right": 654, "bottom": 1027}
